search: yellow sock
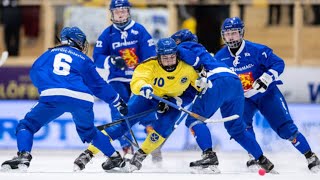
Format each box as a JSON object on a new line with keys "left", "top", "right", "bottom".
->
{"left": 88, "top": 144, "right": 100, "bottom": 155}
{"left": 141, "top": 129, "right": 165, "bottom": 154}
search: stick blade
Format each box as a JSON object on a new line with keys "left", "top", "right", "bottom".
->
{"left": 204, "top": 114, "right": 239, "bottom": 124}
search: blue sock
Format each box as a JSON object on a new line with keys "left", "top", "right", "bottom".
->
{"left": 291, "top": 133, "right": 311, "bottom": 154}
{"left": 191, "top": 124, "right": 212, "bottom": 151}
{"left": 234, "top": 130, "right": 263, "bottom": 160}
{"left": 17, "top": 129, "right": 33, "bottom": 152}
{"left": 91, "top": 130, "right": 115, "bottom": 157}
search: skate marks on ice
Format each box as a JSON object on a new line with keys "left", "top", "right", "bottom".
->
{"left": 0, "top": 150, "right": 319, "bottom": 180}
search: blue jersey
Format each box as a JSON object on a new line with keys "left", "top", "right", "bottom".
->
{"left": 180, "top": 41, "right": 265, "bottom": 160}
{"left": 215, "top": 40, "right": 285, "bottom": 98}
{"left": 30, "top": 45, "right": 119, "bottom": 107}
{"left": 177, "top": 41, "right": 238, "bottom": 81}
{"left": 93, "top": 20, "right": 156, "bottom": 83}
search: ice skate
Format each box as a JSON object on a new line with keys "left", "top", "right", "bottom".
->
{"left": 73, "top": 149, "right": 94, "bottom": 171}
{"left": 246, "top": 153, "right": 260, "bottom": 172}
{"left": 307, "top": 152, "right": 320, "bottom": 173}
{"left": 257, "top": 155, "right": 278, "bottom": 174}
{"left": 102, "top": 151, "right": 126, "bottom": 172}
{"left": 1, "top": 151, "right": 32, "bottom": 171}
{"left": 127, "top": 149, "right": 147, "bottom": 172}
{"left": 189, "top": 149, "right": 220, "bottom": 174}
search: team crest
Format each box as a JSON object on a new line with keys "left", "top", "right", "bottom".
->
{"left": 150, "top": 132, "right": 159, "bottom": 142}
{"left": 238, "top": 72, "right": 254, "bottom": 91}
{"left": 180, "top": 76, "right": 188, "bottom": 84}
{"left": 119, "top": 48, "right": 138, "bottom": 69}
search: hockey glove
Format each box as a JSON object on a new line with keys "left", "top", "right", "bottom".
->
{"left": 110, "top": 55, "right": 126, "bottom": 70}
{"left": 252, "top": 72, "right": 273, "bottom": 93}
{"left": 195, "top": 77, "right": 212, "bottom": 94}
{"left": 113, "top": 98, "right": 128, "bottom": 116}
{"left": 157, "top": 96, "right": 169, "bottom": 114}
{"left": 140, "top": 84, "right": 153, "bottom": 99}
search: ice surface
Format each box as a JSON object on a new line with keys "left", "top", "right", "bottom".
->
{"left": 0, "top": 150, "right": 319, "bottom": 180}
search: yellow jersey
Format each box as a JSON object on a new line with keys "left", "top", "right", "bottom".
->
{"left": 130, "top": 59, "right": 199, "bottom": 97}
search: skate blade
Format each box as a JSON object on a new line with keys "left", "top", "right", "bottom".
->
{"left": 104, "top": 168, "right": 129, "bottom": 173}
{"left": 1, "top": 164, "right": 28, "bottom": 172}
{"left": 268, "top": 169, "right": 279, "bottom": 174}
{"left": 310, "top": 165, "right": 320, "bottom": 173}
{"left": 73, "top": 164, "right": 82, "bottom": 172}
{"left": 190, "top": 165, "right": 221, "bottom": 174}
{"left": 247, "top": 164, "right": 260, "bottom": 172}
{"left": 123, "top": 163, "right": 140, "bottom": 173}
{"left": 104, "top": 162, "right": 133, "bottom": 173}
{"left": 17, "top": 164, "right": 28, "bottom": 172}
{"left": 1, "top": 164, "right": 12, "bottom": 172}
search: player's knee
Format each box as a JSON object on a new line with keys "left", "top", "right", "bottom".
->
{"left": 185, "top": 118, "right": 203, "bottom": 129}
{"left": 186, "top": 121, "right": 206, "bottom": 138}
{"left": 16, "top": 119, "right": 39, "bottom": 134}
{"left": 77, "top": 127, "right": 97, "bottom": 143}
{"left": 189, "top": 123, "right": 207, "bottom": 136}
{"left": 229, "top": 130, "right": 245, "bottom": 141}
{"left": 277, "top": 122, "right": 298, "bottom": 140}
{"left": 104, "top": 124, "right": 127, "bottom": 140}
{"left": 245, "top": 125, "right": 253, "bottom": 131}
{"left": 16, "top": 122, "right": 31, "bottom": 134}
{"left": 225, "top": 120, "right": 246, "bottom": 137}
{"left": 153, "top": 125, "right": 174, "bottom": 138}
{"left": 245, "top": 125, "right": 256, "bottom": 136}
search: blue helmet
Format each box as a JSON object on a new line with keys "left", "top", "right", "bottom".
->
{"left": 156, "top": 38, "right": 178, "bottom": 72}
{"left": 60, "top": 26, "right": 89, "bottom": 54}
{"left": 171, "top": 29, "right": 198, "bottom": 45}
{"left": 157, "top": 38, "right": 177, "bottom": 55}
{"left": 109, "top": 0, "right": 132, "bottom": 29}
{"left": 221, "top": 17, "right": 245, "bottom": 48}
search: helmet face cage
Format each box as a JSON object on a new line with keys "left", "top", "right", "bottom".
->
{"left": 159, "top": 54, "right": 177, "bottom": 72}
{"left": 171, "top": 29, "right": 198, "bottom": 45}
{"left": 109, "top": 0, "right": 131, "bottom": 28}
{"left": 156, "top": 38, "right": 179, "bottom": 72}
{"left": 221, "top": 28, "right": 244, "bottom": 48}
{"left": 110, "top": 7, "right": 131, "bottom": 27}
{"left": 60, "top": 27, "right": 89, "bottom": 54}
{"left": 221, "top": 17, "right": 244, "bottom": 48}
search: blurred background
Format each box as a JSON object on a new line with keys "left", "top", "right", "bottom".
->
{"left": 0, "top": 0, "right": 319, "bottom": 153}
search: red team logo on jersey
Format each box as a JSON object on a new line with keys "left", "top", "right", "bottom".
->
{"left": 119, "top": 48, "right": 138, "bottom": 69}
{"left": 238, "top": 72, "right": 254, "bottom": 91}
